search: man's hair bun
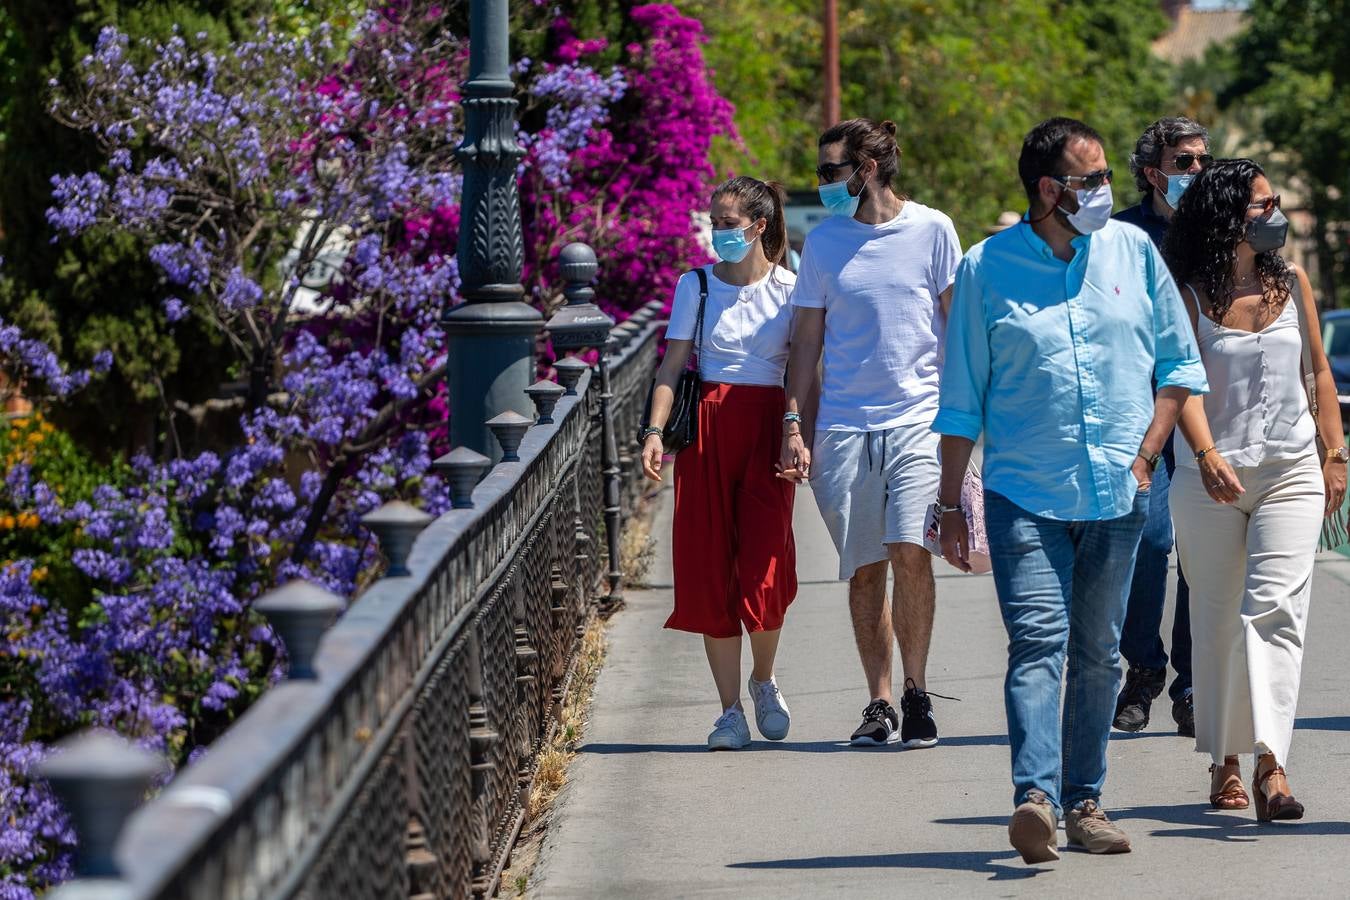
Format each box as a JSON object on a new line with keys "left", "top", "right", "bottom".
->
{"left": 880, "top": 120, "right": 898, "bottom": 137}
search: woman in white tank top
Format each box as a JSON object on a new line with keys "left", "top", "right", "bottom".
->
{"left": 1164, "top": 159, "right": 1346, "bottom": 821}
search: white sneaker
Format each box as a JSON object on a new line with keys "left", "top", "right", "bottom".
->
{"left": 748, "top": 676, "right": 791, "bottom": 741}
{"left": 707, "top": 706, "right": 751, "bottom": 750}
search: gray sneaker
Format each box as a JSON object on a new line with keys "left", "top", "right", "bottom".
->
{"left": 748, "top": 676, "right": 790, "bottom": 740}
{"left": 707, "top": 706, "right": 751, "bottom": 750}
{"left": 1065, "top": 800, "right": 1131, "bottom": 854}
{"left": 1008, "top": 789, "right": 1059, "bottom": 864}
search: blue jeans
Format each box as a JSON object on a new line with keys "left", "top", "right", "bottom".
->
{"left": 986, "top": 490, "right": 1148, "bottom": 814}
{"left": 1118, "top": 441, "right": 1193, "bottom": 700}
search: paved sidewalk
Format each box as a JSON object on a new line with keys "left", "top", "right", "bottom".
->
{"left": 534, "top": 482, "right": 1350, "bottom": 898}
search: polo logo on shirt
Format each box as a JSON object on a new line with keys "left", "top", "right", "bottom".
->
{"left": 1114, "top": 286, "right": 1121, "bottom": 295}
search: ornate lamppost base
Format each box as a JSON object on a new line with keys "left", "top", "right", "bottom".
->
{"left": 445, "top": 299, "right": 543, "bottom": 461}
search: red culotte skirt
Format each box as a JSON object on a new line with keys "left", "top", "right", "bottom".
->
{"left": 665, "top": 382, "right": 797, "bottom": 638}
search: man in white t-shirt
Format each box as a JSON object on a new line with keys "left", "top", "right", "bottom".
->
{"left": 780, "top": 118, "right": 962, "bottom": 749}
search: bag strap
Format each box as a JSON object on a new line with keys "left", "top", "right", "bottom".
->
{"left": 1289, "top": 274, "right": 1319, "bottom": 418}
{"left": 688, "top": 266, "right": 709, "bottom": 373}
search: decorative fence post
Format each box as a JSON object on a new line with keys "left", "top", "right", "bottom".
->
{"left": 443, "top": 0, "right": 541, "bottom": 460}
{"left": 595, "top": 343, "right": 625, "bottom": 607}
{"left": 39, "top": 730, "right": 167, "bottom": 897}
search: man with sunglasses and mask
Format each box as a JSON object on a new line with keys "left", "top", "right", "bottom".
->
{"left": 1110, "top": 117, "right": 1212, "bottom": 739}
{"left": 933, "top": 118, "right": 1207, "bottom": 863}
{"left": 780, "top": 118, "right": 962, "bottom": 750}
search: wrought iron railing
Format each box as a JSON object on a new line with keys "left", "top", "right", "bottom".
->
{"left": 41, "top": 298, "right": 665, "bottom": 900}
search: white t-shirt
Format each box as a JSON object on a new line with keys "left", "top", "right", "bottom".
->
{"left": 666, "top": 265, "right": 796, "bottom": 386}
{"left": 792, "top": 201, "right": 962, "bottom": 431}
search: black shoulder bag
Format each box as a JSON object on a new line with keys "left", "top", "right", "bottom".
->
{"left": 641, "top": 267, "right": 708, "bottom": 454}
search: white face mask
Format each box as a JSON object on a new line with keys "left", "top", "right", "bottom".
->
{"left": 1057, "top": 183, "right": 1114, "bottom": 235}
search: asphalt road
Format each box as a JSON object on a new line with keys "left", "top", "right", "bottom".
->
{"left": 533, "top": 482, "right": 1350, "bottom": 899}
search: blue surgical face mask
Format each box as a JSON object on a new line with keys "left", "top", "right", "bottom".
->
{"left": 711, "top": 226, "right": 756, "bottom": 263}
{"left": 818, "top": 171, "right": 860, "bottom": 218}
{"left": 1163, "top": 172, "right": 1195, "bottom": 209}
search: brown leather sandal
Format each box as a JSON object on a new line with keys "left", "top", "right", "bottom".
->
{"left": 1209, "top": 762, "right": 1250, "bottom": 810}
{"left": 1253, "top": 763, "right": 1304, "bottom": 822}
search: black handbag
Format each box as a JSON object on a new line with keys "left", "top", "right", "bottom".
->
{"left": 641, "top": 267, "right": 708, "bottom": 454}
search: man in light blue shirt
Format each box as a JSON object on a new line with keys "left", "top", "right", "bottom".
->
{"left": 932, "top": 118, "right": 1207, "bottom": 864}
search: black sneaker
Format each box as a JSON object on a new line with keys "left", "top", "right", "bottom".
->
{"left": 849, "top": 698, "right": 899, "bottom": 746}
{"left": 1112, "top": 665, "right": 1165, "bottom": 732}
{"left": 1172, "top": 691, "right": 1195, "bottom": 738}
{"left": 900, "top": 678, "right": 940, "bottom": 749}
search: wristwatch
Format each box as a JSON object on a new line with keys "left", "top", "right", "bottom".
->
{"left": 1137, "top": 449, "right": 1162, "bottom": 471}
{"left": 1327, "top": 446, "right": 1349, "bottom": 464}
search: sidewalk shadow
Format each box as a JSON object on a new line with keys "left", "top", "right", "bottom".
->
{"left": 1295, "top": 715, "right": 1350, "bottom": 732}
{"left": 938, "top": 734, "right": 1010, "bottom": 747}
{"left": 1112, "top": 804, "right": 1350, "bottom": 842}
{"left": 1107, "top": 730, "right": 1185, "bottom": 741}
{"left": 728, "top": 850, "right": 1045, "bottom": 881}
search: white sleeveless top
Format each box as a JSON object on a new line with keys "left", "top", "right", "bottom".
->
{"left": 1179, "top": 286, "right": 1316, "bottom": 469}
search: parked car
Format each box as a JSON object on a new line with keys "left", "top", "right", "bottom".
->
{"left": 1320, "top": 308, "right": 1350, "bottom": 430}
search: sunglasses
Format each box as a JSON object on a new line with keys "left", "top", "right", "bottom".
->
{"left": 1247, "top": 194, "right": 1281, "bottom": 216}
{"left": 815, "top": 160, "right": 855, "bottom": 182}
{"left": 1167, "top": 153, "right": 1214, "bottom": 171}
{"left": 1050, "top": 168, "right": 1113, "bottom": 191}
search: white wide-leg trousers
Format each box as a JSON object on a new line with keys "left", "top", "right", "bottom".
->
{"left": 1171, "top": 453, "right": 1323, "bottom": 766}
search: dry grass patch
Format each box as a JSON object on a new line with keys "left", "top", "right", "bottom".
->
{"left": 501, "top": 616, "right": 606, "bottom": 896}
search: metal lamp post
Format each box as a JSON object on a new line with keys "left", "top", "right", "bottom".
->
{"left": 545, "top": 243, "right": 624, "bottom": 607}
{"left": 445, "top": 0, "right": 541, "bottom": 460}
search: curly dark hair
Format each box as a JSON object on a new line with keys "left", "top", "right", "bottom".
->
{"left": 1163, "top": 158, "right": 1290, "bottom": 322}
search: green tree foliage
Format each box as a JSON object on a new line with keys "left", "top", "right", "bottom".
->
{"left": 1223, "top": 0, "right": 1350, "bottom": 306}
{"left": 684, "top": 0, "right": 1172, "bottom": 246}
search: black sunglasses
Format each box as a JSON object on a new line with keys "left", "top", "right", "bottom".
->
{"left": 815, "top": 160, "right": 855, "bottom": 182}
{"left": 1049, "top": 168, "right": 1112, "bottom": 191}
{"left": 1168, "top": 152, "right": 1214, "bottom": 171}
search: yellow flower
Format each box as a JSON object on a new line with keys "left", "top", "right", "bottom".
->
{"left": 0, "top": 515, "right": 14, "bottom": 530}
{"left": 17, "top": 512, "right": 39, "bottom": 529}
{"left": 26, "top": 431, "right": 43, "bottom": 445}
{"left": 30, "top": 566, "right": 48, "bottom": 584}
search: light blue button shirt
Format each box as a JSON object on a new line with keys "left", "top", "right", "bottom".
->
{"left": 933, "top": 218, "right": 1208, "bottom": 521}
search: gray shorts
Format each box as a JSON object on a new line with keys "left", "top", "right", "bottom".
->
{"left": 810, "top": 422, "right": 941, "bottom": 580}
